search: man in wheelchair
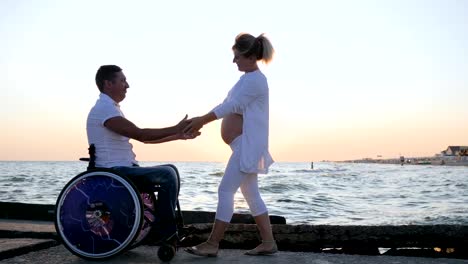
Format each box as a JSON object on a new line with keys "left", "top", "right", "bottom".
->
{"left": 86, "top": 65, "right": 199, "bottom": 244}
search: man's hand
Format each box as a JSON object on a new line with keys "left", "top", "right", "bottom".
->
{"left": 178, "top": 131, "right": 201, "bottom": 140}
{"left": 175, "top": 114, "right": 190, "bottom": 133}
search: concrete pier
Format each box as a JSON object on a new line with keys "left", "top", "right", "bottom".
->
{"left": 1, "top": 202, "right": 467, "bottom": 262}
{"left": 1, "top": 218, "right": 468, "bottom": 262}
{"left": 3, "top": 244, "right": 468, "bottom": 264}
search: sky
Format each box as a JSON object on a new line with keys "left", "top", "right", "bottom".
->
{"left": 1, "top": 0, "right": 467, "bottom": 162}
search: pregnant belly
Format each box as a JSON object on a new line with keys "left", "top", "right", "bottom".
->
{"left": 221, "top": 114, "right": 243, "bottom": 145}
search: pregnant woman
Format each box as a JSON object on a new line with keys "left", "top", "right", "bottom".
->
{"left": 184, "top": 32, "right": 277, "bottom": 257}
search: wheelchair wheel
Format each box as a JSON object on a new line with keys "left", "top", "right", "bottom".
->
{"left": 55, "top": 170, "right": 143, "bottom": 260}
{"left": 130, "top": 191, "right": 157, "bottom": 248}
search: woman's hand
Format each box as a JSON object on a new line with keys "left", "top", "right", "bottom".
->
{"left": 184, "top": 116, "right": 205, "bottom": 134}
{"left": 184, "top": 112, "right": 217, "bottom": 134}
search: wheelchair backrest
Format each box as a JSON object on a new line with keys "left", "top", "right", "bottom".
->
{"left": 79, "top": 144, "right": 96, "bottom": 170}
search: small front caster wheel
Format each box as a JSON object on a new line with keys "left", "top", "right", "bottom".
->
{"left": 158, "top": 244, "right": 176, "bottom": 262}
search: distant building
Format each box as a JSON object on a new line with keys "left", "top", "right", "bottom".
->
{"left": 441, "top": 146, "right": 468, "bottom": 156}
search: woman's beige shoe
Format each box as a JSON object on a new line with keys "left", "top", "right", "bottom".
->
{"left": 245, "top": 240, "right": 278, "bottom": 256}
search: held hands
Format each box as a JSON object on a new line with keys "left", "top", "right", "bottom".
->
{"left": 183, "top": 112, "right": 216, "bottom": 134}
{"left": 142, "top": 115, "right": 200, "bottom": 144}
{"left": 176, "top": 114, "right": 201, "bottom": 140}
{"left": 176, "top": 114, "right": 190, "bottom": 131}
{"left": 177, "top": 130, "right": 201, "bottom": 140}
{"left": 183, "top": 116, "right": 205, "bottom": 134}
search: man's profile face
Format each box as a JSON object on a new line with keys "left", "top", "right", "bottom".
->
{"left": 105, "top": 71, "right": 129, "bottom": 103}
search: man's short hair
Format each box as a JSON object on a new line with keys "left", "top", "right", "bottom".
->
{"left": 95, "top": 65, "right": 122, "bottom": 91}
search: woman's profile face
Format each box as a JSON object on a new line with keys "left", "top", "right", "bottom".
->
{"left": 232, "top": 49, "right": 256, "bottom": 72}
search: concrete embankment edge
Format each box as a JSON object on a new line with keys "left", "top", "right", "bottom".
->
{"left": 0, "top": 238, "right": 58, "bottom": 261}
{"left": 1, "top": 218, "right": 468, "bottom": 260}
{"left": 1, "top": 202, "right": 467, "bottom": 259}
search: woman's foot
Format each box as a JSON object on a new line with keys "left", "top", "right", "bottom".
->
{"left": 245, "top": 240, "right": 278, "bottom": 256}
{"left": 184, "top": 240, "right": 219, "bottom": 257}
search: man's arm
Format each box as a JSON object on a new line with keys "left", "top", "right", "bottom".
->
{"left": 143, "top": 131, "right": 201, "bottom": 144}
{"left": 104, "top": 115, "right": 188, "bottom": 143}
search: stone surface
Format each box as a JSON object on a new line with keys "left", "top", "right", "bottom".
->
{"left": 182, "top": 210, "right": 286, "bottom": 224}
{"left": 0, "top": 203, "right": 55, "bottom": 221}
{"left": 1, "top": 219, "right": 468, "bottom": 259}
{"left": 0, "top": 219, "right": 56, "bottom": 239}
{"left": 2, "top": 245, "right": 468, "bottom": 264}
{"left": 0, "top": 238, "right": 57, "bottom": 261}
{"left": 178, "top": 223, "right": 468, "bottom": 259}
{"left": 0, "top": 202, "right": 287, "bottom": 224}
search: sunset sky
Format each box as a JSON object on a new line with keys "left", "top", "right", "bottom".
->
{"left": 2, "top": 0, "right": 467, "bottom": 162}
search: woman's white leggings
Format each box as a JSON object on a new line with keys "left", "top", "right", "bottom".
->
{"left": 215, "top": 136, "right": 268, "bottom": 222}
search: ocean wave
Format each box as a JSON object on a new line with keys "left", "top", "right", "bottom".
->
{"left": 276, "top": 198, "right": 309, "bottom": 205}
{"left": 291, "top": 169, "right": 314, "bottom": 173}
{"left": 208, "top": 171, "right": 224, "bottom": 176}
{"left": 7, "top": 176, "right": 27, "bottom": 182}
{"left": 1, "top": 161, "right": 467, "bottom": 225}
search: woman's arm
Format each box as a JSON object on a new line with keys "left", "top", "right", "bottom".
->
{"left": 183, "top": 112, "right": 217, "bottom": 134}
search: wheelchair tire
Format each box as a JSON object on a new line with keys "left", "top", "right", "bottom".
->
{"left": 158, "top": 244, "right": 176, "bottom": 262}
{"left": 55, "top": 170, "right": 143, "bottom": 260}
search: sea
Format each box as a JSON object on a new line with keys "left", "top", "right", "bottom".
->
{"left": 1, "top": 161, "right": 467, "bottom": 226}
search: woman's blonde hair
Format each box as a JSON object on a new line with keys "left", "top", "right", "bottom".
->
{"left": 232, "top": 33, "right": 274, "bottom": 64}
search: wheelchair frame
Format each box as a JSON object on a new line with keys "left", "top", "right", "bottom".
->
{"left": 54, "top": 144, "right": 183, "bottom": 261}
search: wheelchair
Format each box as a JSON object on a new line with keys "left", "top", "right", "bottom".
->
{"left": 54, "top": 144, "right": 184, "bottom": 261}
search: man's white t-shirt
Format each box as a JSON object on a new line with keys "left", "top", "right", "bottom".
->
{"left": 86, "top": 93, "right": 137, "bottom": 167}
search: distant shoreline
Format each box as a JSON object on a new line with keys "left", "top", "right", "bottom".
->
{"left": 340, "top": 157, "right": 468, "bottom": 166}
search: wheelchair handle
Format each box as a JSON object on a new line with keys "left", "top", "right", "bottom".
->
{"left": 78, "top": 144, "right": 96, "bottom": 170}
